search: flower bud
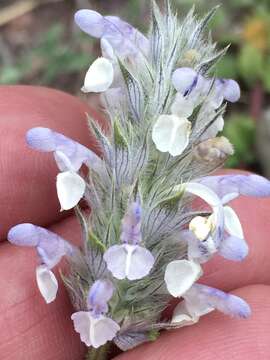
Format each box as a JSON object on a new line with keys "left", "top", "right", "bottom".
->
{"left": 194, "top": 136, "right": 234, "bottom": 162}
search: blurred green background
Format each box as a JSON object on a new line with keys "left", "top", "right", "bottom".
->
{"left": 1, "top": 0, "right": 270, "bottom": 175}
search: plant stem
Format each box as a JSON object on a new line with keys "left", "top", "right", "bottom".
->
{"left": 85, "top": 344, "right": 110, "bottom": 360}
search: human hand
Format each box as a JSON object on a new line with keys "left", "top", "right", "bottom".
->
{"left": 0, "top": 86, "right": 269, "bottom": 360}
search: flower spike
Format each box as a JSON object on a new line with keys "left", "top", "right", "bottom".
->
{"left": 8, "top": 3, "right": 267, "bottom": 354}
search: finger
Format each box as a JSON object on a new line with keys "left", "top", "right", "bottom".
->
{"left": 115, "top": 284, "right": 270, "bottom": 360}
{"left": 0, "top": 216, "right": 84, "bottom": 360}
{"left": 0, "top": 85, "right": 104, "bottom": 240}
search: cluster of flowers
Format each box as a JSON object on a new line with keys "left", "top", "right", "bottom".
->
{"left": 7, "top": 3, "right": 270, "bottom": 354}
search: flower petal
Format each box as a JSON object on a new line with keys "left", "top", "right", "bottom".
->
{"left": 26, "top": 127, "right": 102, "bottom": 172}
{"left": 172, "top": 67, "right": 198, "bottom": 94}
{"left": 164, "top": 260, "right": 202, "bottom": 297}
{"left": 91, "top": 316, "right": 120, "bottom": 348}
{"left": 171, "top": 93, "right": 195, "bottom": 118}
{"left": 74, "top": 10, "right": 106, "bottom": 38}
{"left": 75, "top": 10, "right": 149, "bottom": 59}
{"left": 201, "top": 116, "right": 224, "bottom": 140}
{"left": 8, "top": 223, "right": 73, "bottom": 268}
{"left": 171, "top": 301, "right": 199, "bottom": 326}
{"left": 71, "top": 311, "right": 119, "bottom": 348}
{"left": 103, "top": 245, "right": 127, "bottom": 280}
{"left": 222, "top": 79, "right": 241, "bottom": 102}
{"left": 82, "top": 57, "right": 114, "bottom": 93}
{"left": 104, "top": 244, "right": 154, "bottom": 280}
{"left": 36, "top": 265, "right": 58, "bottom": 304}
{"left": 171, "top": 298, "right": 213, "bottom": 326}
{"left": 152, "top": 115, "right": 191, "bottom": 156}
{"left": 219, "top": 235, "right": 249, "bottom": 261}
{"left": 199, "top": 174, "right": 270, "bottom": 199}
{"left": 224, "top": 206, "right": 244, "bottom": 238}
{"left": 8, "top": 223, "right": 40, "bottom": 247}
{"left": 56, "top": 171, "right": 86, "bottom": 210}
{"left": 71, "top": 311, "right": 92, "bottom": 347}
{"left": 88, "top": 280, "right": 114, "bottom": 316}
{"left": 186, "top": 284, "right": 251, "bottom": 318}
{"left": 126, "top": 245, "right": 155, "bottom": 280}
{"left": 121, "top": 201, "right": 142, "bottom": 245}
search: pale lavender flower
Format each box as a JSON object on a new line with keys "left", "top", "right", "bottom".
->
{"left": 26, "top": 127, "right": 103, "bottom": 210}
{"left": 71, "top": 280, "right": 120, "bottom": 348}
{"left": 171, "top": 67, "right": 241, "bottom": 115}
{"left": 103, "top": 201, "right": 155, "bottom": 280}
{"left": 199, "top": 174, "right": 270, "bottom": 200}
{"left": 26, "top": 127, "right": 101, "bottom": 172}
{"left": 74, "top": 10, "right": 149, "bottom": 59}
{"left": 187, "top": 184, "right": 249, "bottom": 263}
{"left": 8, "top": 223, "right": 74, "bottom": 303}
{"left": 184, "top": 284, "right": 251, "bottom": 319}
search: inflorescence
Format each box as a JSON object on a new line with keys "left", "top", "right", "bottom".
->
{"left": 7, "top": 1, "right": 270, "bottom": 357}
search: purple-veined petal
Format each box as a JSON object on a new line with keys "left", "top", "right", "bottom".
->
{"left": 181, "top": 230, "right": 214, "bottom": 263}
{"left": 121, "top": 201, "right": 142, "bottom": 245}
{"left": 26, "top": 127, "right": 102, "bottom": 172}
{"left": 8, "top": 223, "right": 73, "bottom": 268}
{"left": 36, "top": 265, "right": 58, "bottom": 303}
{"left": 219, "top": 235, "right": 249, "bottom": 261}
{"left": 164, "top": 260, "right": 202, "bottom": 297}
{"left": 88, "top": 280, "right": 114, "bottom": 316}
{"left": 71, "top": 312, "right": 120, "bottom": 348}
{"left": 82, "top": 57, "right": 114, "bottom": 93}
{"left": 103, "top": 244, "right": 154, "bottom": 280}
{"left": 172, "top": 68, "right": 198, "bottom": 95}
{"left": 185, "top": 284, "right": 251, "bottom": 318}
{"left": 152, "top": 115, "right": 191, "bottom": 156}
{"left": 199, "top": 174, "right": 270, "bottom": 199}
{"left": 56, "top": 171, "right": 86, "bottom": 211}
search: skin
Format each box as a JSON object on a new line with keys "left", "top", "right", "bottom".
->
{"left": 0, "top": 85, "right": 269, "bottom": 360}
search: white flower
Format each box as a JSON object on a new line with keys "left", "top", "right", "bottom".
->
{"left": 56, "top": 171, "right": 86, "bottom": 211}
{"left": 82, "top": 57, "right": 114, "bottom": 93}
{"left": 164, "top": 260, "right": 202, "bottom": 297}
{"left": 152, "top": 115, "right": 191, "bottom": 156}
{"left": 171, "top": 298, "right": 213, "bottom": 326}
{"left": 71, "top": 311, "right": 120, "bottom": 348}
{"left": 36, "top": 265, "right": 58, "bottom": 304}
